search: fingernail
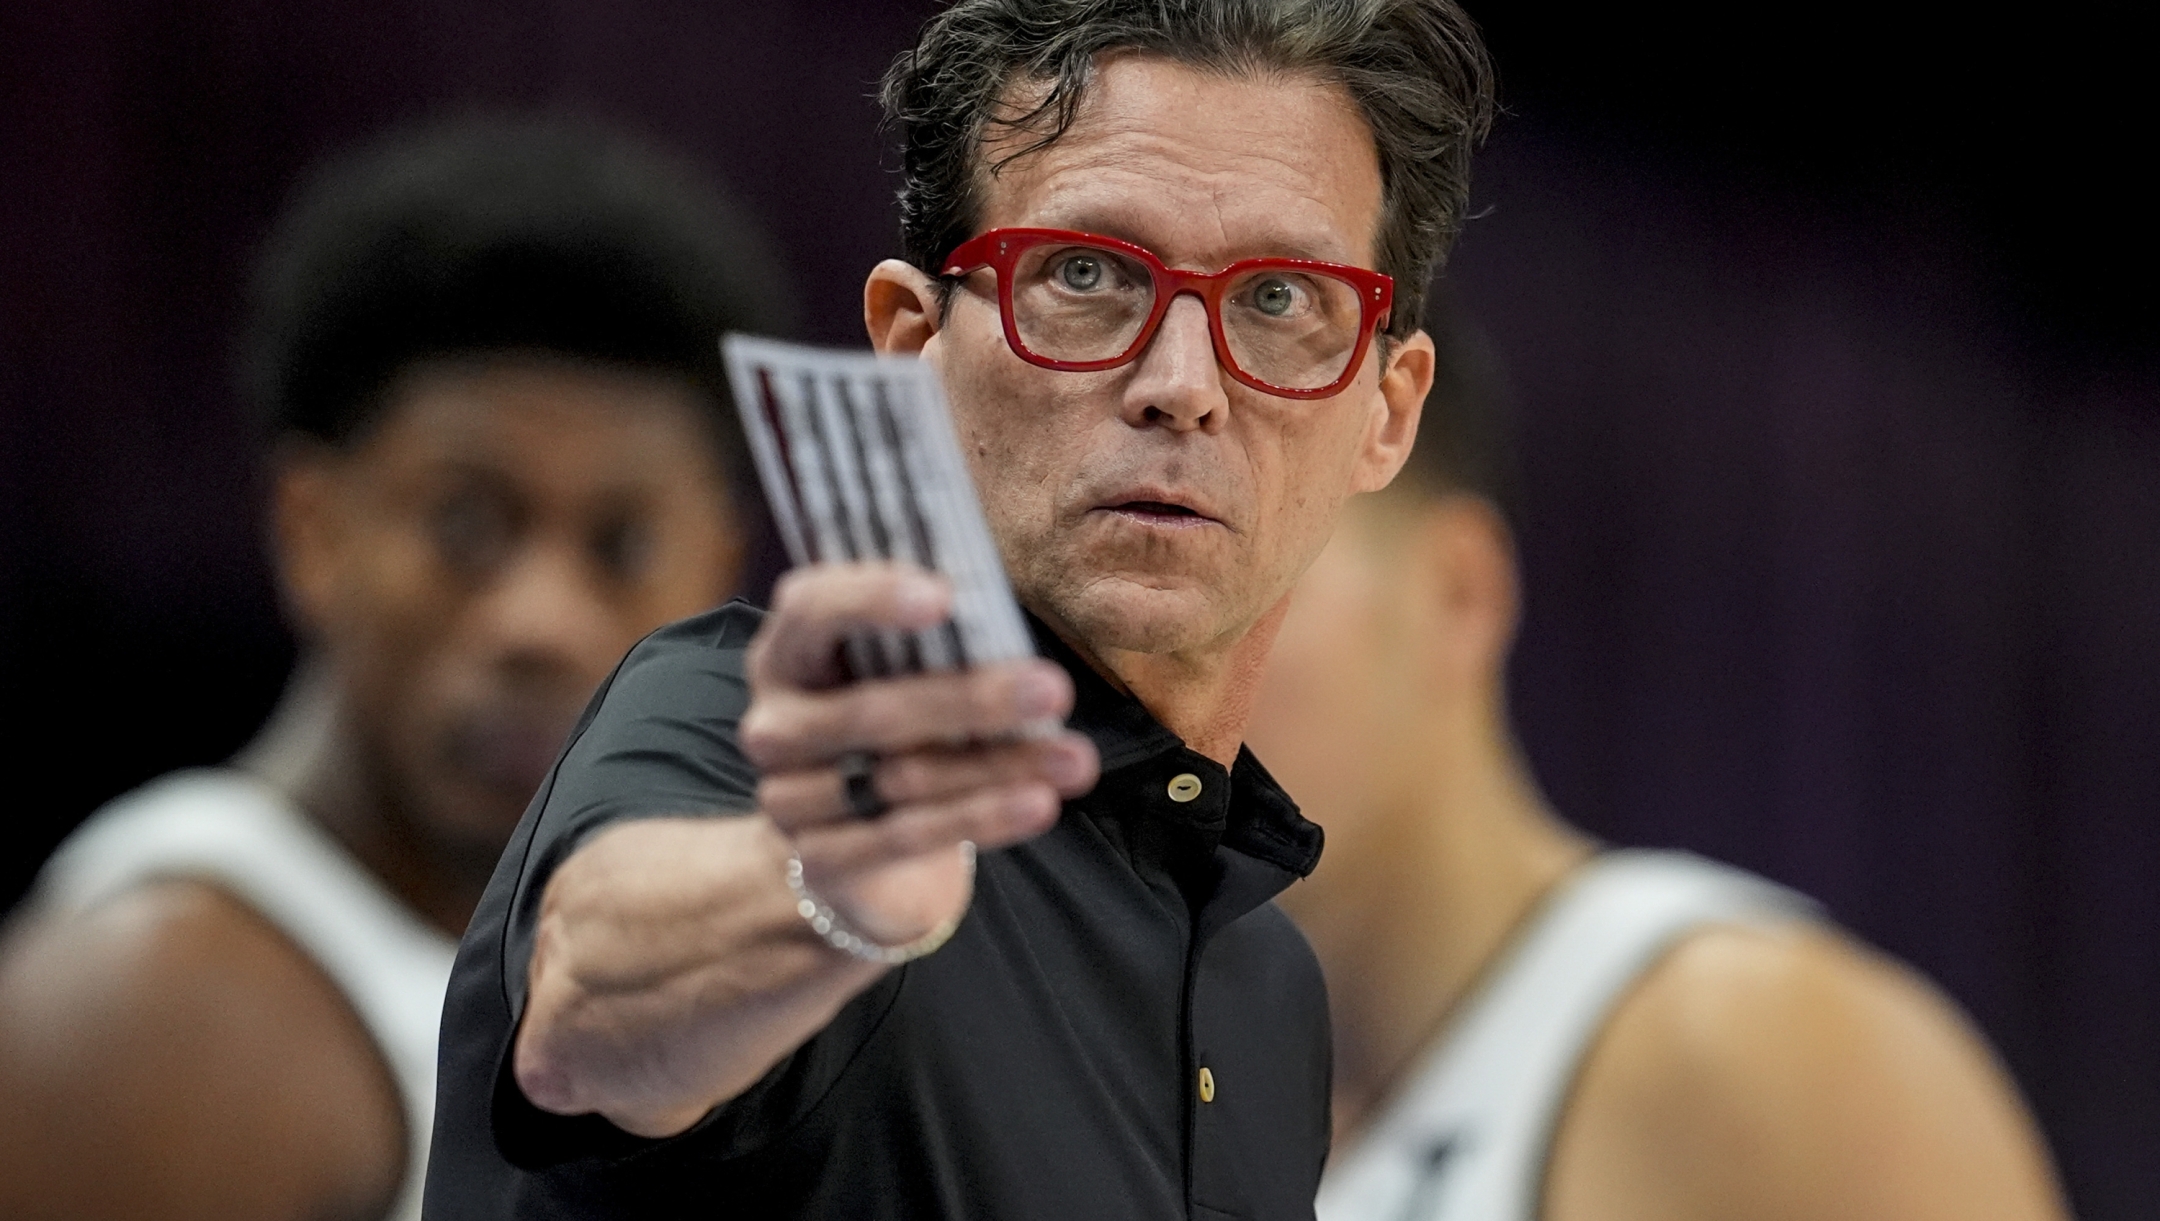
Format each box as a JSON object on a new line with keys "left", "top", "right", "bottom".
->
{"left": 1015, "top": 667, "right": 1066, "bottom": 718}
{"left": 1011, "top": 784, "right": 1058, "bottom": 824}
{"left": 1049, "top": 742, "right": 1096, "bottom": 790}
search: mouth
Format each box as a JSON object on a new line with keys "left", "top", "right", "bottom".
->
{"left": 1094, "top": 491, "right": 1224, "bottom": 530}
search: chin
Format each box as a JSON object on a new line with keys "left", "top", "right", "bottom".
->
{"left": 1053, "top": 574, "right": 1239, "bottom": 656}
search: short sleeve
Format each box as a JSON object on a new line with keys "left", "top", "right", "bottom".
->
{"left": 501, "top": 604, "right": 764, "bottom": 1013}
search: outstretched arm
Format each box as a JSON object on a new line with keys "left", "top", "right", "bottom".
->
{"left": 512, "top": 563, "right": 1098, "bottom": 1138}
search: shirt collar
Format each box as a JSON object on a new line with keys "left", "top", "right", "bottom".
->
{"left": 1028, "top": 615, "right": 1323, "bottom": 878}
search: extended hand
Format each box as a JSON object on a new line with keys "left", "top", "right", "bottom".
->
{"left": 515, "top": 563, "right": 1099, "bottom": 1137}
{"left": 741, "top": 563, "right": 1099, "bottom": 947}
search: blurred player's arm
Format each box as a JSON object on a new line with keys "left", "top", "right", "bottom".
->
{"left": 1545, "top": 923, "right": 2069, "bottom": 1221}
{"left": 0, "top": 881, "right": 403, "bottom": 1221}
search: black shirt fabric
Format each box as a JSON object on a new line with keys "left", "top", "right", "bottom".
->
{"left": 423, "top": 600, "right": 1332, "bottom": 1220}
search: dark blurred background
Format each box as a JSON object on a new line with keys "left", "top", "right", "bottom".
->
{"left": 2, "top": 1, "right": 2153, "bottom": 1214}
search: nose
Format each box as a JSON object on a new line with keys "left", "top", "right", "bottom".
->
{"left": 471, "top": 539, "right": 619, "bottom": 689}
{"left": 1120, "top": 293, "right": 1228, "bottom": 433}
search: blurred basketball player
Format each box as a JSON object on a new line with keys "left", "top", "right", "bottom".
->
{"left": 0, "top": 118, "right": 784, "bottom": 1221}
{"left": 1244, "top": 297, "right": 2069, "bottom": 1221}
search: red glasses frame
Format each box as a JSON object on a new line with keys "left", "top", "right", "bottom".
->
{"left": 941, "top": 227, "right": 1395, "bottom": 400}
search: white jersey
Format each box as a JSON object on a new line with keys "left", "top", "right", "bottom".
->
{"left": 34, "top": 769, "right": 460, "bottom": 1221}
{"left": 1317, "top": 849, "right": 1818, "bottom": 1221}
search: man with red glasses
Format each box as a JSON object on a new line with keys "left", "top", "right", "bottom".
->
{"left": 425, "top": 2, "right": 1486, "bottom": 1218}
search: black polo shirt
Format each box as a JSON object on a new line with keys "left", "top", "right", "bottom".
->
{"left": 423, "top": 600, "right": 1331, "bottom": 1220}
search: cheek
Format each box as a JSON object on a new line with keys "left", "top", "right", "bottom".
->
{"left": 319, "top": 519, "right": 480, "bottom": 790}
{"left": 1296, "top": 382, "right": 1385, "bottom": 486}
{"left": 1241, "top": 403, "right": 1368, "bottom": 569}
{"left": 637, "top": 503, "right": 743, "bottom": 622}
{"left": 946, "top": 342, "right": 1079, "bottom": 525}
{"left": 331, "top": 517, "right": 462, "bottom": 703}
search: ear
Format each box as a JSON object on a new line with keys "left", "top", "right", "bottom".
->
{"left": 267, "top": 442, "right": 347, "bottom": 643}
{"left": 1349, "top": 329, "right": 1436, "bottom": 495}
{"left": 1404, "top": 495, "right": 1520, "bottom": 687}
{"left": 864, "top": 259, "right": 944, "bottom": 356}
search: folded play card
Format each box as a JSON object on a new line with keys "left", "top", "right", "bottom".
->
{"left": 722, "top": 335, "right": 1036, "bottom": 678}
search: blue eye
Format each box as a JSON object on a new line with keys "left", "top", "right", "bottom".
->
{"left": 1252, "top": 277, "right": 1298, "bottom": 317}
{"left": 1058, "top": 255, "right": 1104, "bottom": 291}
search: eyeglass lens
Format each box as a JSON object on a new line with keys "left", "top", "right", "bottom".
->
{"left": 1009, "top": 241, "right": 1367, "bottom": 391}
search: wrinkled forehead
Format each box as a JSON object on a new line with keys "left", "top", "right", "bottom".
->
{"left": 971, "top": 54, "right": 1385, "bottom": 271}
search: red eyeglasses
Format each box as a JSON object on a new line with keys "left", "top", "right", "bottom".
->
{"left": 941, "top": 227, "right": 1394, "bottom": 400}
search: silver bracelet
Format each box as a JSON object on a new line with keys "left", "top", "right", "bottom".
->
{"left": 784, "top": 843, "right": 976, "bottom": 965}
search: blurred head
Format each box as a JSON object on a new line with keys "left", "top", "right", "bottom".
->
{"left": 251, "top": 117, "right": 789, "bottom": 857}
{"left": 1244, "top": 290, "right": 1522, "bottom": 881}
{"left": 867, "top": 0, "right": 1492, "bottom": 660}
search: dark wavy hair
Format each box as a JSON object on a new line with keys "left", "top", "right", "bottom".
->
{"left": 880, "top": 0, "right": 1495, "bottom": 339}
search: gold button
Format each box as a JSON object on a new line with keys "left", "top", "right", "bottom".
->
{"left": 1197, "top": 1066, "right": 1216, "bottom": 1103}
{"left": 1167, "top": 773, "right": 1203, "bottom": 803}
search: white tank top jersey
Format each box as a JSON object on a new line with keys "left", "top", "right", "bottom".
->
{"left": 34, "top": 770, "right": 460, "bottom": 1221}
{"left": 1316, "top": 849, "right": 1820, "bottom": 1221}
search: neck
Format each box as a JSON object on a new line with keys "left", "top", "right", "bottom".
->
{"left": 234, "top": 661, "right": 489, "bottom": 938}
{"left": 1041, "top": 599, "right": 1291, "bottom": 767}
{"left": 1293, "top": 700, "right": 1593, "bottom": 1143}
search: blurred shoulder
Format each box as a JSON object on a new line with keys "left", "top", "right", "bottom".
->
{"left": 0, "top": 880, "right": 403, "bottom": 1220}
{"left": 1544, "top": 921, "right": 2068, "bottom": 1221}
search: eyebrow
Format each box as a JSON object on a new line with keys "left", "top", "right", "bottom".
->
{"left": 1031, "top": 211, "right": 1356, "bottom": 269}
